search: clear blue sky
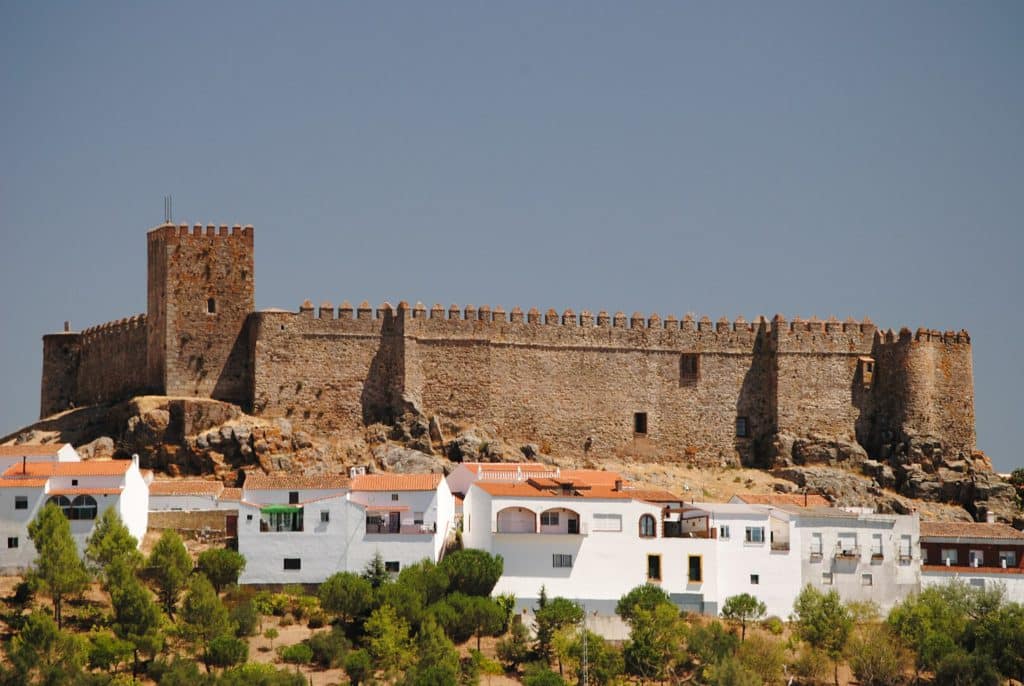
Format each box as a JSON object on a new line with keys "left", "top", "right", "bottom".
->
{"left": 1, "top": 2, "right": 1021, "bottom": 471}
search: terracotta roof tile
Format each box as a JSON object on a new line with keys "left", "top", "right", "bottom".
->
{"left": 243, "top": 472, "right": 350, "bottom": 491}
{"left": 218, "top": 488, "right": 242, "bottom": 502}
{"left": 464, "top": 462, "right": 553, "bottom": 475}
{"left": 559, "top": 469, "right": 623, "bottom": 486}
{"left": 920, "top": 522, "right": 1024, "bottom": 540}
{"left": 733, "top": 493, "right": 831, "bottom": 508}
{"left": 0, "top": 444, "right": 67, "bottom": 457}
{"left": 0, "top": 478, "right": 47, "bottom": 488}
{"left": 149, "top": 480, "right": 225, "bottom": 497}
{"left": 351, "top": 473, "right": 443, "bottom": 492}
{"left": 473, "top": 481, "right": 680, "bottom": 502}
{"left": 2, "top": 460, "right": 131, "bottom": 478}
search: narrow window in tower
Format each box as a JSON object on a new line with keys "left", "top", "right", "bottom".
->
{"left": 207, "top": 298, "right": 216, "bottom": 314}
{"left": 680, "top": 353, "right": 699, "bottom": 385}
{"left": 634, "top": 412, "right": 648, "bottom": 435}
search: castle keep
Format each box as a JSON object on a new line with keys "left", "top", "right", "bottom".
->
{"left": 41, "top": 224, "right": 976, "bottom": 466}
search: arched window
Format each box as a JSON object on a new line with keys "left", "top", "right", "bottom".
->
{"left": 639, "top": 514, "right": 657, "bottom": 538}
{"left": 47, "top": 495, "right": 72, "bottom": 518}
{"left": 70, "top": 495, "right": 98, "bottom": 520}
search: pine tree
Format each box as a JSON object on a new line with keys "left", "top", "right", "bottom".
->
{"left": 26, "top": 503, "right": 91, "bottom": 628}
{"left": 144, "top": 530, "right": 192, "bottom": 616}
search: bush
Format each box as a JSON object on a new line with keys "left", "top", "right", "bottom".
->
{"left": 522, "top": 663, "right": 567, "bottom": 686}
{"left": 307, "top": 610, "right": 326, "bottom": 629}
{"left": 496, "top": 622, "right": 531, "bottom": 670}
{"left": 848, "top": 628, "right": 912, "bottom": 686}
{"left": 934, "top": 652, "right": 1002, "bottom": 686}
{"left": 279, "top": 614, "right": 294, "bottom": 628}
{"left": 230, "top": 600, "right": 259, "bottom": 637}
{"left": 307, "top": 627, "right": 350, "bottom": 668}
{"left": 344, "top": 649, "right": 372, "bottom": 686}
{"left": 207, "top": 635, "right": 249, "bottom": 670}
{"left": 278, "top": 642, "right": 314, "bottom": 665}
{"left": 790, "top": 646, "right": 830, "bottom": 684}
{"left": 762, "top": 616, "right": 784, "bottom": 635}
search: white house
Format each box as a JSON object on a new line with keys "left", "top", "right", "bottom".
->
{"left": 447, "top": 462, "right": 556, "bottom": 499}
{"left": 920, "top": 521, "right": 1024, "bottom": 603}
{"left": 0, "top": 446, "right": 149, "bottom": 573}
{"left": 462, "top": 474, "right": 717, "bottom": 621}
{"left": 236, "top": 472, "right": 455, "bottom": 585}
{"left": 149, "top": 479, "right": 236, "bottom": 511}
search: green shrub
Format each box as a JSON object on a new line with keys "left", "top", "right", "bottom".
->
{"left": 230, "top": 600, "right": 259, "bottom": 637}
{"left": 307, "top": 627, "right": 350, "bottom": 668}
{"left": 762, "top": 616, "right": 784, "bottom": 635}
{"left": 278, "top": 642, "right": 314, "bottom": 665}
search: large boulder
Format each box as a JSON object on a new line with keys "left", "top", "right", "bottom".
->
{"left": 373, "top": 445, "right": 449, "bottom": 474}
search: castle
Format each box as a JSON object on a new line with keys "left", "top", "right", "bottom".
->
{"left": 40, "top": 223, "right": 976, "bottom": 466}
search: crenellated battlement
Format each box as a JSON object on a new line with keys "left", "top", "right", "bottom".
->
{"left": 79, "top": 314, "right": 147, "bottom": 341}
{"left": 147, "top": 222, "right": 254, "bottom": 246}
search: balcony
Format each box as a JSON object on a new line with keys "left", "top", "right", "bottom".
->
{"left": 835, "top": 546, "right": 861, "bottom": 560}
{"left": 809, "top": 550, "right": 823, "bottom": 562}
{"left": 771, "top": 541, "right": 791, "bottom": 552}
{"left": 663, "top": 521, "right": 713, "bottom": 539}
{"left": 365, "top": 523, "right": 434, "bottom": 536}
{"left": 871, "top": 552, "right": 884, "bottom": 562}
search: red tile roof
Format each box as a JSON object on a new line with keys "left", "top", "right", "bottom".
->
{"left": 149, "top": 480, "right": 225, "bottom": 497}
{"left": 463, "top": 462, "right": 551, "bottom": 474}
{"left": 2, "top": 460, "right": 131, "bottom": 477}
{"left": 0, "top": 444, "right": 66, "bottom": 457}
{"left": 559, "top": 469, "right": 623, "bottom": 486}
{"left": 474, "top": 480, "right": 680, "bottom": 503}
{"left": 0, "top": 478, "right": 47, "bottom": 488}
{"left": 218, "top": 488, "right": 242, "bottom": 502}
{"left": 47, "top": 487, "right": 123, "bottom": 496}
{"left": 920, "top": 522, "right": 1024, "bottom": 540}
{"left": 351, "top": 473, "right": 443, "bottom": 492}
{"left": 243, "top": 472, "right": 350, "bottom": 491}
{"left": 733, "top": 493, "right": 831, "bottom": 508}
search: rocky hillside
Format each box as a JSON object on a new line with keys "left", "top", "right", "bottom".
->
{"left": 2, "top": 396, "right": 1019, "bottom": 525}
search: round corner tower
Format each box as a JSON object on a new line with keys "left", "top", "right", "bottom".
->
{"left": 146, "top": 223, "right": 254, "bottom": 404}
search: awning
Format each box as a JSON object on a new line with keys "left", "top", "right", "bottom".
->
{"left": 260, "top": 505, "right": 302, "bottom": 514}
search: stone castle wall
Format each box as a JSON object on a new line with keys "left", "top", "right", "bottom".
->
{"left": 39, "top": 224, "right": 977, "bottom": 468}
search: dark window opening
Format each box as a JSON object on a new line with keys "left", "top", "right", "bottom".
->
{"left": 634, "top": 412, "right": 648, "bottom": 435}
{"left": 71, "top": 479, "right": 78, "bottom": 486}
{"left": 391, "top": 493, "right": 399, "bottom": 501}
{"left": 7, "top": 537, "right": 17, "bottom": 549}
{"left": 553, "top": 554, "right": 573, "bottom": 568}
{"left": 207, "top": 298, "right": 216, "bottom": 314}
{"left": 750, "top": 574, "right": 760, "bottom": 585}
{"left": 639, "top": 514, "right": 657, "bottom": 538}
{"left": 320, "top": 510, "right": 330, "bottom": 523}
{"left": 680, "top": 354, "right": 699, "bottom": 385}
{"left": 283, "top": 558, "right": 301, "bottom": 570}
{"left": 47, "top": 495, "right": 97, "bottom": 520}
{"left": 288, "top": 491, "right": 299, "bottom": 504}
{"left": 14, "top": 496, "right": 27, "bottom": 510}
{"left": 736, "top": 416, "right": 749, "bottom": 438}
{"left": 384, "top": 561, "right": 400, "bottom": 573}
{"left": 688, "top": 555, "right": 702, "bottom": 582}
{"left": 647, "top": 554, "right": 662, "bottom": 581}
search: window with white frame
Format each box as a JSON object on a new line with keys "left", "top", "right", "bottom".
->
{"left": 639, "top": 514, "right": 657, "bottom": 538}
{"left": 719, "top": 525, "right": 730, "bottom": 540}
{"left": 871, "top": 533, "right": 883, "bottom": 556}
{"left": 862, "top": 573, "right": 873, "bottom": 586}
{"left": 941, "top": 548, "right": 959, "bottom": 565}
{"left": 540, "top": 512, "right": 560, "bottom": 526}
{"left": 745, "top": 527, "right": 764, "bottom": 544}
{"left": 593, "top": 514, "right": 622, "bottom": 532}
{"left": 810, "top": 532, "right": 823, "bottom": 556}
{"left": 553, "top": 554, "right": 573, "bottom": 568}
{"left": 999, "top": 550, "right": 1017, "bottom": 568}
{"left": 969, "top": 550, "right": 983, "bottom": 567}
{"left": 822, "top": 572, "right": 833, "bottom": 585}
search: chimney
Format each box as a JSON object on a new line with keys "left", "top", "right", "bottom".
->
{"left": 985, "top": 510, "right": 996, "bottom": 523}
{"left": 63, "top": 321, "right": 70, "bottom": 332}
{"left": 614, "top": 480, "right": 623, "bottom": 492}
{"left": 22, "top": 456, "right": 26, "bottom": 474}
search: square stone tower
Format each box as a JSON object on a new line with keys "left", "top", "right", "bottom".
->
{"left": 146, "top": 223, "right": 254, "bottom": 404}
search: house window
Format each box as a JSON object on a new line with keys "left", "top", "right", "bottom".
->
{"left": 899, "top": 534, "right": 912, "bottom": 562}
{"left": 246, "top": 514, "right": 253, "bottom": 521}
{"left": 810, "top": 532, "right": 823, "bottom": 557}
{"left": 287, "top": 491, "right": 299, "bottom": 504}
{"left": 207, "top": 298, "right": 216, "bottom": 314}
{"left": 647, "top": 555, "right": 661, "bottom": 581}
{"left": 14, "top": 496, "right": 27, "bottom": 510}
{"left": 941, "top": 548, "right": 958, "bottom": 565}
{"left": 639, "top": 514, "right": 657, "bottom": 538}
{"left": 7, "top": 537, "right": 17, "bottom": 549}
{"left": 414, "top": 512, "right": 424, "bottom": 525}
{"left": 283, "top": 558, "right": 301, "bottom": 570}
{"left": 688, "top": 555, "right": 702, "bottom": 583}
{"left": 999, "top": 551, "right": 1017, "bottom": 568}
{"left": 553, "top": 554, "right": 573, "bottom": 568}
{"left": 391, "top": 493, "right": 399, "bottom": 501}
{"left": 680, "top": 354, "right": 699, "bottom": 385}
{"left": 320, "top": 510, "right": 330, "bottom": 523}
{"left": 750, "top": 574, "right": 760, "bottom": 585}
{"left": 822, "top": 572, "right": 833, "bottom": 585}
{"left": 970, "top": 578, "right": 985, "bottom": 589}
{"left": 745, "top": 526, "right": 764, "bottom": 544}
{"left": 634, "top": 412, "right": 648, "bottom": 435}
{"left": 735, "top": 417, "right": 749, "bottom": 438}
{"left": 71, "top": 479, "right": 78, "bottom": 486}
{"left": 968, "top": 550, "right": 983, "bottom": 567}
{"left": 385, "top": 561, "right": 400, "bottom": 573}
{"left": 541, "top": 512, "right": 560, "bottom": 526}
{"left": 862, "top": 574, "right": 873, "bottom": 586}
{"left": 719, "top": 525, "right": 730, "bottom": 540}
{"left": 593, "top": 514, "right": 622, "bottom": 532}
{"left": 871, "top": 534, "right": 883, "bottom": 557}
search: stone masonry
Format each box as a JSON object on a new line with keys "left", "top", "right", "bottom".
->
{"left": 41, "top": 223, "right": 976, "bottom": 468}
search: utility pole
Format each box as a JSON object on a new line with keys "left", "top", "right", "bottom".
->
{"left": 581, "top": 605, "right": 588, "bottom": 686}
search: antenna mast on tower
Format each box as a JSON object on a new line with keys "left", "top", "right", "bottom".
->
{"left": 163, "top": 195, "right": 173, "bottom": 223}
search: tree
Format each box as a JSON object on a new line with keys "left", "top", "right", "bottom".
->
{"left": 196, "top": 548, "right": 246, "bottom": 593}
{"left": 439, "top": 549, "right": 504, "bottom": 596}
{"left": 217, "top": 663, "right": 307, "bottom": 686}
{"left": 345, "top": 649, "right": 372, "bottom": 686}
{"left": 534, "top": 597, "right": 583, "bottom": 664}
{"left": 615, "top": 583, "right": 673, "bottom": 625}
{"left": 363, "top": 552, "right": 391, "bottom": 588}
{"left": 279, "top": 642, "right": 314, "bottom": 667}
{"left": 398, "top": 559, "right": 451, "bottom": 606}
{"left": 318, "top": 571, "right": 372, "bottom": 627}
{"left": 688, "top": 620, "right": 740, "bottom": 668}
{"left": 888, "top": 584, "right": 971, "bottom": 677}
{"left": 934, "top": 651, "right": 1002, "bottom": 686}
{"left": 87, "top": 631, "right": 133, "bottom": 675}
{"left": 433, "top": 593, "right": 505, "bottom": 650}
{"left": 6, "top": 609, "right": 86, "bottom": 684}
{"left": 496, "top": 621, "right": 532, "bottom": 671}
{"left": 403, "top": 616, "right": 460, "bottom": 686}
{"left": 85, "top": 507, "right": 143, "bottom": 580}
{"left": 264, "top": 627, "right": 279, "bottom": 651}
{"left": 721, "top": 593, "right": 767, "bottom": 641}
{"left": 848, "top": 627, "right": 913, "bottom": 686}
{"left": 623, "top": 602, "right": 689, "bottom": 682}
{"left": 365, "top": 604, "right": 415, "bottom": 677}
{"left": 179, "top": 574, "right": 233, "bottom": 671}
{"left": 26, "top": 503, "right": 91, "bottom": 629}
{"left": 568, "top": 630, "right": 624, "bottom": 686}
{"left": 307, "top": 626, "right": 351, "bottom": 669}
{"left": 144, "top": 530, "right": 192, "bottom": 616}
{"left": 791, "top": 585, "right": 853, "bottom": 686}
{"left": 705, "top": 657, "right": 761, "bottom": 686}
{"left": 108, "top": 558, "right": 165, "bottom": 678}
{"left": 230, "top": 599, "right": 260, "bottom": 637}
{"left": 735, "top": 633, "right": 786, "bottom": 685}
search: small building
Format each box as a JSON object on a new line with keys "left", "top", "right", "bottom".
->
{"left": 920, "top": 521, "right": 1024, "bottom": 603}
{"left": 236, "top": 472, "right": 455, "bottom": 585}
{"left": 149, "top": 479, "right": 230, "bottom": 511}
{"left": 0, "top": 445, "right": 149, "bottom": 573}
